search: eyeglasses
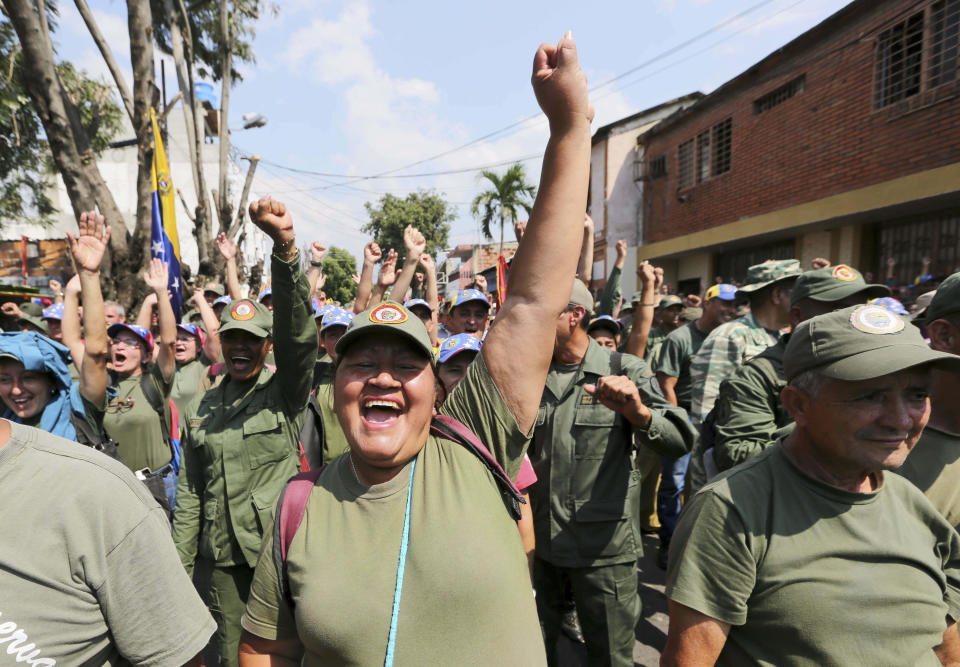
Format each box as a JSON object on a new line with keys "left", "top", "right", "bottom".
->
{"left": 111, "top": 339, "right": 142, "bottom": 350}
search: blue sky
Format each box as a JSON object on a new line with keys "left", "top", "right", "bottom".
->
{"left": 53, "top": 0, "right": 852, "bottom": 258}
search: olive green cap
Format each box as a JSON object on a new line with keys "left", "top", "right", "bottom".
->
{"left": 218, "top": 299, "right": 273, "bottom": 338}
{"left": 913, "top": 272, "right": 960, "bottom": 325}
{"left": 658, "top": 295, "right": 683, "bottom": 309}
{"left": 335, "top": 301, "right": 434, "bottom": 363}
{"left": 737, "top": 259, "right": 803, "bottom": 293}
{"left": 791, "top": 264, "right": 890, "bottom": 305}
{"left": 568, "top": 279, "right": 594, "bottom": 312}
{"left": 203, "top": 282, "right": 225, "bottom": 297}
{"left": 784, "top": 304, "right": 960, "bottom": 382}
{"left": 680, "top": 306, "right": 703, "bottom": 322}
{"left": 16, "top": 302, "right": 48, "bottom": 334}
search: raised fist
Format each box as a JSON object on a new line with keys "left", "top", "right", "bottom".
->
{"left": 364, "top": 241, "right": 382, "bottom": 265}
{"left": 403, "top": 225, "right": 426, "bottom": 260}
{"left": 419, "top": 253, "right": 435, "bottom": 273}
{"left": 310, "top": 241, "right": 327, "bottom": 263}
{"left": 377, "top": 250, "right": 399, "bottom": 288}
{"left": 531, "top": 31, "right": 594, "bottom": 129}
{"left": 616, "top": 239, "right": 627, "bottom": 260}
{"left": 248, "top": 196, "right": 294, "bottom": 245}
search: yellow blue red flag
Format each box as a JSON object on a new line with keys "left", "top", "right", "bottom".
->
{"left": 150, "top": 108, "right": 183, "bottom": 322}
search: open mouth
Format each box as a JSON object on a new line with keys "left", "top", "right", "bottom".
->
{"left": 12, "top": 397, "right": 33, "bottom": 412}
{"left": 361, "top": 398, "right": 402, "bottom": 428}
{"left": 229, "top": 354, "right": 253, "bottom": 373}
{"left": 114, "top": 351, "right": 128, "bottom": 365}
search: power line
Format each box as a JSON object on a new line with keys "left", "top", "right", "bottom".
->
{"left": 254, "top": 0, "right": 786, "bottom": 185}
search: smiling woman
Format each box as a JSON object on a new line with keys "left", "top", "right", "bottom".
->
{"left": 237, "top": 32, "right": 594, "bottom": 666}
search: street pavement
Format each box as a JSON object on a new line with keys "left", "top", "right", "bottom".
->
{"left": 556, "top": 532, "right": 669, "bottom": 667}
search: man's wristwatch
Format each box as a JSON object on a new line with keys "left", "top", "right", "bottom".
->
{"left": 310, "top": 260, "right": 324, "bottom": 267}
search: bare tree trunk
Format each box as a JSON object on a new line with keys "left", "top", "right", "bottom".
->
{"left": 162, "top": 0, "right": 212, "bottom": 267}
{"left": 4, "top": 0, "right": 129, "bottom": 281}
{"left": 126, "top": 0, "right": 158, "bottom": 305}
{"left": 73, "top": 0, "right": 135, "bottom": 123}
{"left": 217, "top": 0, "right": 233, "bottom": 233}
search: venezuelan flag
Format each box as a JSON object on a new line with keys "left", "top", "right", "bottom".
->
{"left": 150, "top": 108, "right": 183, "bottom": 323}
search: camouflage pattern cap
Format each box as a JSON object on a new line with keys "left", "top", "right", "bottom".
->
{"left": 912, "top": 272, "right": 960, "bottom": 325}
{"left": 737, "top": 259, "right": 803, "bottom": 294}
{"left": 791, "top": 264, "right": 889, "bottom": 305}
{"left": 335, "top": 301, "right": 434, "bottom": 363}
{"left": 784, "top": 304, "right": 960, "bottom": 382}
{"left": 218, "top": 299, "right": 273, "bottom": 338}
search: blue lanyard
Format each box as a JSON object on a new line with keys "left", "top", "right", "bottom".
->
{"left": 384, "top": 455, "right": 417, "bottom": 667}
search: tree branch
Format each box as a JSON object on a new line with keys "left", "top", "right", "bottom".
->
{"left": 73, "top": 0, "right": 136, "bottom": 123}
{"left": 226, "top": 153, "right": 258, "bottom": 238}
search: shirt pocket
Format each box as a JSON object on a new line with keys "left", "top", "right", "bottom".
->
{"left": 573, "top": 403, "right": 618, "bottom": 459}
{"left": 243, "top": 409, "right": 287, "bottom": 468}
{"left": 251, "top": 486, "right": 277, "bottom": 536}
{"left": 201, "top": 498, "right": 220, "bottom": 560}
{"left": 574, "top": 497, "right": 635, "bottom": 558}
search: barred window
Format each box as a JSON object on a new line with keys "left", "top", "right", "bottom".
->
{"left": 696, "top": 130, "right": 711, "bottom": 183}
{"left": 712, "top": 118, "right": 732, "bottom": 176}
{"left": 649, "top": 155, "right": 667, "bottom": 179}
{"left": 874, "top": 12, "right": 924, "bottom": 108}
{"left": 678, "top": 139, "right": 694, "bottom": 189}
{"left": 929, "top": 0, "right": 960, "bottom": 88}
{"left": 754, "top": 75, "right": 806, "bottom": 114}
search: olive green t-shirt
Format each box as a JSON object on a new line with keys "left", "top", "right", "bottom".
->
{"left": 644, "top": 325, "right": 668, "bottom": 365}
{"left": 242, "top": 355, "right": 545, "bottom": 665}
{"left": 0, "top": 420, "right": 215, "bottom": 665}
{"left": 313, "top": 360, "right": 350, "bottom": 463}
{"left": 171, "top": 356, "right": 213, "bottom": 419}
{"left": 896, "top": 425, "right": 960, "bottom": 529}
{"left": 655, "top": 321, "right": 707, "bottom": 410}
{"left": 103, "top": 365, "right": 173, "bottom": 473}
{"left": 667, "top": 443, "right": 960, "bottom": 666}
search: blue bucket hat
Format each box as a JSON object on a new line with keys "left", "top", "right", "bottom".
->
{"left": 437, "top": 333, "right": 483, "bottom": 364}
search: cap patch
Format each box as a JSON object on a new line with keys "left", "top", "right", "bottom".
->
{"left": 849, "top": 305, "right": 905, "bottom": 335}
{"left": 832, "top": 265, "right": 857, "bottom": 282}
{"left": 370, "top": 303, "right": 408, "bottom": 324}
{"left": 231, "top": 301, "right": 256, "bottom": 321}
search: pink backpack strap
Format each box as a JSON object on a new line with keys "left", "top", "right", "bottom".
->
{"left": 429, "top": 415, "right": 525, "bottom": 521}
{"left": 273, "top": 467, "right": 324, "bottom": 607}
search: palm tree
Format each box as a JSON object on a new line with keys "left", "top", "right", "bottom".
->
{"left": 471, "top": 163, "right": 536, "bottom": 257}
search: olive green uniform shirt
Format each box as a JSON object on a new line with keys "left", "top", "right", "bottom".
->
{"left": 643, "top": 325, "right": 669, "bottom": 365}
{"left": 668, "top": 443, "right": 960, "bottom": 665}
{"left": 530, "top": 340, "right": 696, "bottom": 568}
{"left": 103, "top": 364, "right": 173, "bottom": 473}
{"left": 0, "top": 421, "right": 215, "bottom": 665}
{"left": 713, "top": 338, "right": 791, "bottom": 472}
{"left": 172, "top": 356, "right": 214, "bottom": 419}
{"left": 242, "top": 355, "right": 545, "bottom": 664}
{"left": 896, "top": 425, "right": 960, "bottom": 530}
{"left": 173, "top": 253, "right": 318, "bottom": 572}
{"left": 655, "top": 321, "right": 708, "bottom": 411}
{"left": 312, "top": 359, "right": 350, "bottom": 463}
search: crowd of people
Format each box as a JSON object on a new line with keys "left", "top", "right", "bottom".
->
{"left": 3, "top": 32, "right": 960, "bottom": 667}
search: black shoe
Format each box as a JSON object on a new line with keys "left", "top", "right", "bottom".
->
{"left": 656, "top": 543, "right": 669, "bottom": 570}
{"left": 560, "top": 608, "right": 586, "bottom": 644}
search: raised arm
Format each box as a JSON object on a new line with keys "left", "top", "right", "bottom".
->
{"left": 420, "top": 253, "right": 440, "bottom": 347}
{"left": 624, "top": 261, "right": 658, "bottom": 357}
{"left": 353, "top": 241, "right": 381, "bottom": 313}
{"left": 135, "top": 292, "right": 157, "bottom": 331}
{"left": 49, "top": 279, "right": 64, "bottom": 304}
{"left": 577, "top": 213, "right": 595, "bottom": 285}
{"left": 390, "top": 226, "right": 425, "bottom": 302}
{"left": 482, "top": 32, "right": 593, "bottom": 432}
{"left": 248, "top": 196, "right": 317, "bottom": 414}
{"left": 189, "top": 289, "right": 221, "bottom": 363}
{"left": 143, "top": 259, "right": 176, "bottom": 383}
{"left": 306, "top": 241, "right": 327, "bottom": 296}
{"left": 217, "top": 233, "right": 243, "bottom": 300}
{"left": 61, "top": 275, "right": 85, "bottom": 372}
{"left": 370, "top": 249, "right": 398, "bottom": 306}
{"left": 65, "top": 211, "right": 110, "bottom": 407}
{"left": 598, "top": 238, "right": 627, "bottom": 316}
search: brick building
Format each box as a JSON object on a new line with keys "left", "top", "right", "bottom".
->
{"left": 445, "top": 241, "right": 519, "bottom": 299}
{"left": 638, "top": 0, "right": 960, "bottom": 296}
